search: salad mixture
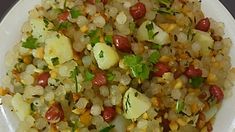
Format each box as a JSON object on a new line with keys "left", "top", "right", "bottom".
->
{"left": 1, "top": 0, "right": 235, "bottom": 131}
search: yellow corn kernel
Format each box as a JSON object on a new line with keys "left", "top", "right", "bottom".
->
{"left": 127, "top": 123, "right": 135, "bottom": 132}
{"left": 159, "top": 56, "right": 171, "bottom": 63}
{"left": 49, "top": 70, "right": 57, "bottom": 78}
{"left": 174, "top": 79, "right": 183, "bottom": 89}
{"left": 191, "top": 103, "right": 199, "bottom": 114}
{"left": 33, "top": 47, "right": 44, "bottom": 59}
{"left": 142, "top": 112, "right": 149, "bottom": 120}
{"left": 80, "top": 110, "right": 92, "bottom": 126}
{"left": 169, "top": 121, "right": 178, "bottom": 131}
{"left": 159, "top": 23, "right": 177, "bottom": 33}
{"left": 201, "top": 126, "right": 208, "bottom": 132}
{"left": 116, "top": 106, "right": 122, "bottom": 114}
{"left": 72, "top": 108, "right": 86, "bottom": 115}
{"left": 23, "top": 55, "right": 33, "bottom": 64}
{"left": 151, "top": 97, "right": 159, "bottom": 107}
{"left": 176, "top": 118, "right": 187, "bottom": 126}
{"left": 118, "top": 85, "right": 128, "bottom": 94}
{"left": 80, "top": 25, "right": 88, "bottom": 33}
{"left": 0, "top": 87, "right": 8, "bottom": 96}
{"left": 207, "top": 73, "right": 217, "bottom": 84}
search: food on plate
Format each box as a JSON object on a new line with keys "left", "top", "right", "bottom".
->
{"left": 1, "top": 0, "right": 235, "bottom": 131}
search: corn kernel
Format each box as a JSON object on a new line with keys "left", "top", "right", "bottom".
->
{"left": 36, "top": 47, "right": 44, "bottom": 59}
{"left": 169, "top": 121, "right": 178, "bottom": 131}
{"left": 159, "top": 56, "right": 171, "bottom": 63}
{"left": 174, "top": 79, "right": 183, "bottom": 89}
{"left": 80, "top": 110, "right": 92, "bottom": 126}
{"left": 80, "top": 25, "right": 88, "bottom": 33}
{"left": 50, "top": 70, "right": 57, "bottom": 78}
{"left": 201, "top": 126, "right": 207, "bottom": 132}
{"left": 177, "top": 118, "right": 187, "bottom": 126}
{"left": 0, "top": 87, "right": 8, "bottom": 96}
{"left": 23, "top": 55, "right": 33, "bottom": 64}
{"left": 207, "top": 73, "right": 217, "bottom": 84}
{"left": 72, "top": 108, "right": 86, "bottom": 115}
{"left": 142, "top": 112, "right": 148, "bottom": 120}
{"left": 191, "top": 103, "right": 199, "bottom": 114}
{"left": 151, "top": 97, "right": 159, "bottom": 107}
{"left": 159, "top": 23, "right": 177, "bottom": 33}
{"left": 116, "top": 106, "right": 122, "bottom": 114}
{"left": 127, "top": 123, "right": 135, "bottom": 132}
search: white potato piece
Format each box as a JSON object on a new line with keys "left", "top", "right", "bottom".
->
{"left": 93, "top": 43, "right": 119, "bottom": 70}
{"left": 137, "top": 20, "right": 170, "bottom": 45}
{"left": 30, "top": 18, "right": 54, "bottom": 43}
{"left": 11, "top": 93, "right": 31, "bottom": 121}
{"left": 123, "top": 88, "right": 151, "bottom": 120}
{"left": 44, "top": 34, "right": 73, "bottom": 67}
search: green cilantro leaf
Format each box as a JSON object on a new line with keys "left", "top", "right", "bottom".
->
{"left": 146, "top": 22, "right": 159, "bottom": 40}
{"left": 124, "top": 55, "right": 150, "bottom": 80}
{"left": 129, "top": 22, "right": 136, "bottom": 33}
{"left": 57, "top": 21, "right": 72, "bottom": 30}
{"left": 123, "top": 55, "right": 142, "bottom": 67}
{"left": 104, "top": 35, "right": 113, "bottom": 46}
{"left": 22, "top": 36, "right": 39, "bottom": 49}
{"left": 151, "top": 44, "right": 162, "bottom": 50}
{"left": 107, "top": 72, "right": 115, "bottom": 81}
{"left": 70, "top": 66, "right": 79, "bottom": 92}
{"left": 156, "top": 0, "right": 173, "bottom": 7}
{"left": 189, "top": 77, "right": 204, "bottom": 88}
{"left": 84, "top": 70, "right": 94, "bottom": 81}
{"left": 99, "top": 50, "right": 104, "bottom": 58}
{"left": 43, "top": 17, "right": 50, "bottom": 28}
{"left": 51, "top": 57, "right": 59, "bottom": 66}
{"left": 88, "top": 29, "right": 100, "bottom": 46}
{"left": 70, "top": 7, "right": 81, "bottom": 19}
{"left": 176, "top": 100, "right": 184, "bottom": 113}
{"left": 149, "top": 51, "right": 160, "bottom": 64}
{"left": 154, "top": 7, "right": 178, "bottom": 15}
{"left": 99, "top": 125, "right": 115, "bottom": 132}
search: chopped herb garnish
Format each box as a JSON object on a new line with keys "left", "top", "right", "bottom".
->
{"left": 70, "top": 7, "right": 81, "bottom": 19}
{"left": 149, "top": 51, "right": 160, "bottom": 64}
{"left": 57, "top": 21, "right": 72, "bottom": 30}
{"left": 107, "top": 72, "right": 115, "bottom": 81}
{"left": 123, "top": 55, "right": 150, "bottom": 80}
{"left": 104, "top": 35, "right": 113, "bottom": 46}
{"left": 84, "top": 70, "right": 94, "bottom": 81}
{"left": 156, "top": 0, "right": 173, "bottom": 7}
{"left": 43, "top": 17, "right": 50, "bottom": 28}
{"left": 51, "top": 57, "right": 59, "bottom": 66}
{"left": 151, "top": 44, "right": 162, "bottom": 49}
{"left": 99, "top": 50, "right": 104, "bottom": 58}
{"left": 189, "top": 77, "right": 204, "bottom": 88}
{"left": 146, "top": 22, "right": 158, "bottom": 40}
{"left": 88, "top": 29, "right": 100, "bottom": 46}
{"left": 30, "top": 103, "right": 36, "bottom": 112}
{"left": 176, "top": 100, "right": 184, "bottom": 113}
{"left": 125, "top": 94, "right": 131, "bottom": 112}
{"left": 70, "top": 66, "right": 79, "bottom": 92}
{"left": 22, "top": 36, "right": 39, "bottom": 49}
{"left": 154, "top": 7, "right": 178, "bottom": 15}
{"left": 99, "top": 125, "right": 115, "bottom": 132}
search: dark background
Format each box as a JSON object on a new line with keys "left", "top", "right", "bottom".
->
{"left": 0, "top": 0, "right": 234, "bottom": 20}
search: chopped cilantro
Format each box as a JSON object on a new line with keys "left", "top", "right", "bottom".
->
{"left": 125, "top": 94, "right": 131, "bottom": 112}
{"left": 57, "top": 21, "right": 72, "bottom": 30}
{"left": 30, "top": 103, "right": 36, "bottom": 112}
{"left": 151, "top": 44, "right": 162, "bottom": 50}
{"left": 51, "top": 57, "right": 59, "bottom": 66}
{"left": 104, "top": 35, "right": 113, "bottom": 46}
{"left": 43, "top": 17, "right": 50, "bottom": 28}
{"left": 123, "top": 55, "right": 150, "bottom": 80}
{"left": 176, "top": 100, "right": 184, "bottom": 113}
{"left": 70, "top": 7, "right": 81, "bottom": 19}
{"left": 154, "top": 7, "right": 178, "bottom": 15}
{"left": 99, "top": 50, "right": 104, "bottom": 58}
{"left": 70, "top": 66, "right": 79, "bottom": 92}
{"left": 22, "top": 36, "right": 39, "bottom": 49}
{"left": 99, "top": 125, "right": 115, "bottom": 132}
{"left": 146, "top": 22, "right": 159, "bottom": 40}
{"left": 156, "top": 0, "right": 173, "bottom": 7}
{"left": 84, "top": 70, "right": 94, "bottom": 81}
{"left": 149, "top": 51, "right": 160, "bottom": 64}
{"left": 107, "top": 72, "right": 115, "bottom": 81}
{"left": 88, "top": 29, "right": 100, "bottom": 46}
{"left": 189, "top": 77, "right": 204, "bottom": 88}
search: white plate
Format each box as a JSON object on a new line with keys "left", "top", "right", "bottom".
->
{"left": 0, "top": 0, "right": 235, "bottom": 131}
